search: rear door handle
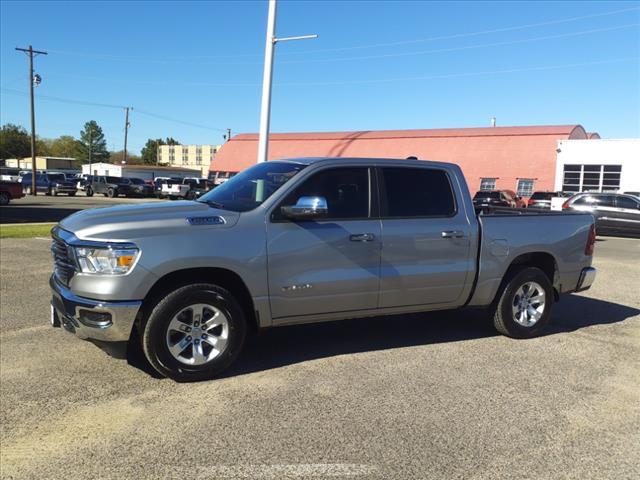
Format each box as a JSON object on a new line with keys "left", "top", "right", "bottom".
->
{"left": 350, "top": 233, "right": 376, "bottom": 242}
{"left": 441, "top": 230, "right": 465, "bottom": 238}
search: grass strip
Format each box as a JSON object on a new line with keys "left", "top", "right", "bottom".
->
{"left": 0, "top": 223, "right": 56, "bottom": 239}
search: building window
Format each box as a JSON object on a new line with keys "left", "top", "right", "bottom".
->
{"left": 562, "top": 164, "right": 621, "bottom": 193}
{"left": 480, "top": 178, "right": 496, "bottom": 191}
{"left": 516, "top": 179, "right": 534, "bottom": 197}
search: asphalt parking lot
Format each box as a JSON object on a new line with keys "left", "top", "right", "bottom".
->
{"left": 0, "top": 194, "right": 162, "bottom": 224}
{"left": 0, "top": 236, "right": 638, "bottom": 479}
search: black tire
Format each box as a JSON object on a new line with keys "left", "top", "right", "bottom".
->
{"left": 492, "top": 267, "right": 553, "bottom": 339}
{"left": 68, "top": 192, "right": 76, "bottom": 196}
{"left": 86, "top": 187, "right": 94, "bottom": 197}
{"left": 0, "top": 192, "right": 9, "bottom": 206}
{"left": 142, "top": 283, "right": 247, "bottom": 381}
{"left": 24, "top": 186, "right": 31, "bottom": 195}
{"left": 107, "top": 188, "right": 116, "bottom": 198}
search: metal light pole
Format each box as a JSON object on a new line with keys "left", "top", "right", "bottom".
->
{"left": 257, "top": 0, "right": 316, "bottom": 163}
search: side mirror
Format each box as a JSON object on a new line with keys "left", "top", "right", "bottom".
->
{"left": 281, "top": 196, "right": 328, "bottom": 220}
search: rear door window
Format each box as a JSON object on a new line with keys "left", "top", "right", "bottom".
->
{"left": 617, "top": 196, "right": 640, "bottom": 210}
{"left": 381, "top": 167, "right": 456, "bottom": 217}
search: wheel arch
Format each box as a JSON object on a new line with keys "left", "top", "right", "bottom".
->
{"left": 138, "top": 267, "right": 258, "bottom": 335}
{"left": 500, "top": 251, "right": 560, "bottom": 302}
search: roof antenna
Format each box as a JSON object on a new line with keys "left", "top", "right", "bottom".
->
{"left": 491, "top": 117, "right": 496, "bottom": 127}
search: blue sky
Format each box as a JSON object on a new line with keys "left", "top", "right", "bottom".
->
{"left": 1, "top": 0, "right": 639, "bottom": 155}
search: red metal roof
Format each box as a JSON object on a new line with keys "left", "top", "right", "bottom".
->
{"left": 211, "top": 125, "right": 589, "bottom": 180}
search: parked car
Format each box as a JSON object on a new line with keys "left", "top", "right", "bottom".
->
{"left": 624, "top": 191, "right": 640, "bottom": 199}
{"left": 473, "top": 190, "right": 518, "bottom": 209}
{"left": 86, "top": 176, "right": 136, "bottom": 198}
{"left": 562, "top": 192, "right": 640, "bottom": 237}
{"left": 154, "top": 177, "right": 181, "bottom": 198}
{"left": 121, "top": 177, "right": 154, "bottom": 197}
{"left": 526, "top": 191, "right": 571, "bottom": 209}
{"left": 183, "top": 178, "right": 213, "bottom": 199}
{"left": 0, "top": 181, "right": 25, "bottom": 205}
{"left": 50, "top": 157, "right": 597, "bottom": 381}
{"left": 159, "top": 177, "right": 209, "bottom": 200}
{"left": 21, "top": 172, "right": 77, "bottom": 196}
{"left": 0, "top": 167, "right": 21, "bottom": 182}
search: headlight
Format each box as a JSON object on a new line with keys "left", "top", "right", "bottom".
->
{"left": 73, "top": 246, "right": 140, "bottom": 275}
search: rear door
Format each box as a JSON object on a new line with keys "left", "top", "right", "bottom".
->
{"left": 378, "top": 166, "right": 473, "bottom": 308}
{"left": 614, "top": 195, "right": 640, "bottom": 235}
{"left": 267, "top": 166, "right": 382, "bottom": 319}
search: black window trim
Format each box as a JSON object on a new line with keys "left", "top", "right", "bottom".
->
{"left": 376, "top": 165, "right": 458, "bottom": 220}
{"left": 270, "top": 165, "right": 377, "bottom": 223}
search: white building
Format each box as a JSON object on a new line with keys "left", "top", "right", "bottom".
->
{"left": 555, "top": 139, "right": 640, "bottom": 194}
{"left": 158, "top": 144, "right": 220, "bottom": 178}
{"left": 81, "top": 162, "right": 201, "bottom": 180}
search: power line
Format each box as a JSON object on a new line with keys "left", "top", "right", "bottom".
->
{"left": 279, "top": 23, "right": 640, "bottom": 64}
{"left": 134, "top": 109, "right": 227, "bottom": 132}
{"left": 0, "top": 88, "right": 228, "bottom": 132}
{"left": 286, "top": 5, "right": 640, "bottom": 55}
{"left": 43, "top": 5, "right": 640, "bottom": 62}
{"left": 272, "top": 57, "right": 639, "bottom": 87}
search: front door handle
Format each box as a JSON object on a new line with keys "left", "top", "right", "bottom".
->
{"left": 350, "top": 233, "right": 376, "bottom": 242}
{"left": 441, "top": 230, "right": 465, "bottom": 238}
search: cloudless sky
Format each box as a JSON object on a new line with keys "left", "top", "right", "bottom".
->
{"left": 1, "top": 0, "right": 639, "bottom": 155}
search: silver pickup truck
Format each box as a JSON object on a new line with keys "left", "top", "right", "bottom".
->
{"left": 50, "top": 157, "right": 597, "bottom": 381}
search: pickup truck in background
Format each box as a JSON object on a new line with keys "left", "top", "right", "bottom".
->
{"left": 21, "top": 172, "right": 78, "bottom": 196}
{"left": 0, "top": 181, "right": 25, "bottom": 205}
{"left": 86, "top": 176, "right": 135, "bottom": 198}
{"left": 49, "top": 157, "right": 597, "bottom": 381}
{"left": 160, "top": 177, "right": 211, "bottom": 200}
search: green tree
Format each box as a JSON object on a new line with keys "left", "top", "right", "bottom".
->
{"left": 49, "top": 136, "right": 84, "bottom": 159}
{"left": 0, "top": 123, "right": 31, "bottom": 159}
{"left": 109, "top": 150, "right": 142, "bottom": 165}
{"left": 140, "top": 137, "right": 181, "bottom": 164}
{"left": 79, "top": 120, "right": 109, "bottom": 163}
{"left": 141, "top": 138, "right": 164, "bottom": 164}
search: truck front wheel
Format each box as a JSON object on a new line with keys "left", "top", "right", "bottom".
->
{"left": 142, "top": 283, "right": 247, "bottom": 381}
{"left": 492, "top": 267, "right": 553, "bottom": 339}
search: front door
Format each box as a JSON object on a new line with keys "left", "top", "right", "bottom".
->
{"left": 378, "top": 166, "right": 474, "bottom": 308}
{"left": 267, "top": 167, "right": 381, "bottom": 319}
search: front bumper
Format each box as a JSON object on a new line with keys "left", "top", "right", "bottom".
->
{"left": 50, "top": 276, "right": 141, "bottom": 342}
{"left": 575, "top": 267, "right": 597, "bottom": 292}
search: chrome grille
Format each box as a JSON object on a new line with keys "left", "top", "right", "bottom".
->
{"left": 51, "top": 236, "right": 76, "bottom": 286}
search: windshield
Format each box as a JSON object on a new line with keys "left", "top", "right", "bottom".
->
{"left": 530, "top": 192, "right": 553, "bottom": 200}
{"left": 128, "top": 178, "right": 145, "bottom": 184}
{"left": 106, "top": 176, "right": 122, "bottom": 183}
{"left": 198, "top": 161, "right": 306, "bottom": 212}
{"left": 474, "top": 191, "right": 500, "bottom": 199}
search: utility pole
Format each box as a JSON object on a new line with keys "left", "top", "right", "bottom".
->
{"left": 15, "top": 45, "right": 47, "bottom": 195}
{"left": 88, "top": 127, "right": 92, "bottom": 177}
{"left": 257, "top": 0, "right": 316, "bottom": 163}
{"left": 123, "top": 107, "right": 131, "bottom": 164}
{"left": 226, "top": 128, "right": 232, "bottom": 142}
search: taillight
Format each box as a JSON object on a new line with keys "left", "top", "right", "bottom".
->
{"left": 562, "top": 200, "right": 570, "bottom": 210}
{"left": 585, "top": 223, "right": 596, "bottom": 256}
{"left": 527, "top": 198, "right": 534, "bottom": 206}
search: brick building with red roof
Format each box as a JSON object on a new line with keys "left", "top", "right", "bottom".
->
{"left": 209, "top": 125, "right": 595, "bottom": 196}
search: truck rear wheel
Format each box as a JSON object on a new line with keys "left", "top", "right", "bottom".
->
{"left": 86, "top": 187, "right": 94, "bottom": 197}
{"left": 142, "top": 283, "right": 247, "bottom": 381}
{"left": 0, "top": 192, "right": 9, "bottom": 205}
{"left": 492, "top": 267, "right": 553, "bottom": 338}
{"left": 107, "top": 188, "right": 116, "bottom": 198}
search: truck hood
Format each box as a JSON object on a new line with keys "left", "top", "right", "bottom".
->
{"left": 59, "top": 200, "right": 239, "bottom": 242}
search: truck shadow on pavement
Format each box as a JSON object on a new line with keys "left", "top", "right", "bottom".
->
{"left": 0, "top": 205, "right": 82, "bottom": 223}
{"left": 125, "top": 294, "right": 639, "bottom": 380}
